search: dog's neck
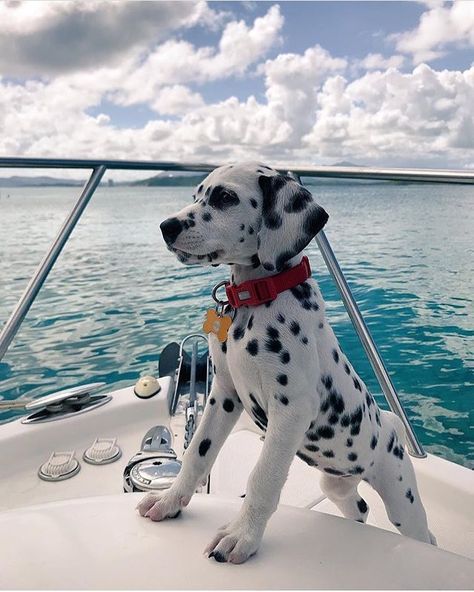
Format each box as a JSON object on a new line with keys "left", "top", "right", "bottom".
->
{"left": 230, "top": 254, "right": 304, "bottom": 284}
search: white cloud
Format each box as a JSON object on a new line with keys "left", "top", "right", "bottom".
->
{"left": 151, "top": 86, "right": 204, "bottom": 115}
{"left": 394, "top": 0, "right": 474, "bottom": 64}
{"left": 0, "top": 0, "right": 222, "bottom": 75}
{"left": 303, "top": 63, "right": 474, "bottom": 162}
{"left": 356, "top": 53, "right": 405, "bottom": 71}
{"left": 111, "top": 4, "right": 284, "bottom": 107}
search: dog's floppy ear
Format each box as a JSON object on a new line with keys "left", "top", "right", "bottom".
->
{"left": 256, "top": 174, "right": 329, "bottom": 271}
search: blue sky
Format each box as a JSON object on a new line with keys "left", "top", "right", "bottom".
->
{"left": 0, "top": 1, "right": 473, "bottom": 171}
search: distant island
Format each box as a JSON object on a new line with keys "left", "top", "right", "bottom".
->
{"left": 0, "top": 162, "right": 364, "bottom": 188}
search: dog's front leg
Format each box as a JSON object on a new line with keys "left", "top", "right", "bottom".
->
{"left": 205, "top": 401, "right": 312, "bottom": 564}
{"left": 137, "top": 380, "right": 243, "bottom": 521}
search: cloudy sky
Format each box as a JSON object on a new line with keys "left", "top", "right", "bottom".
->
{"left": 1, "top": 0, "right": 473, "bottom": 174}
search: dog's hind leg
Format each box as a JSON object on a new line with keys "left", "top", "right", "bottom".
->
{"left": 320, "top": 474, "right": 369, "bottom": 523}
{"left": 370, "top": 419, "right": 436, "bottom": 545}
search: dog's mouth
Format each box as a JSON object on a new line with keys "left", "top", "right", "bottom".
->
{"left": 169, "top": 245, "right": 223, "bottom": 265}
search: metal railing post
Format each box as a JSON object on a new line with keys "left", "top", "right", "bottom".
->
{"left": 315, "top": 231, "right": 426, "bottom": 457}
{"left": 0, "top": 165, "right": 106, "bottom": 361}
{"left": 287, "top": 170, "right": 426, "bottom": 458}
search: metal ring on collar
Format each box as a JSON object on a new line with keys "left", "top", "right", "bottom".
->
{"left": 211, "top": 280, "right": 229, "bottom": 306}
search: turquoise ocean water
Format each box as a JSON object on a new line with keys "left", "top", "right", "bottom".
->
{"left": 0, "top": 181, "right": 472, "bottom": 468}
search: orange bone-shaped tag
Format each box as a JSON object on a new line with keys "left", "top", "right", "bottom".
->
{"left": 203, "top": 309, "right": 232, "bottom": 342}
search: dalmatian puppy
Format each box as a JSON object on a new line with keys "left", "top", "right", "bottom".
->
{"left": 137, "top": 161, "right": 436, "bottom": 564}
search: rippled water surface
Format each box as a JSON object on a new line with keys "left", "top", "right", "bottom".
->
{"left": 0, "top": 181, "right": 472, "bottom": 468}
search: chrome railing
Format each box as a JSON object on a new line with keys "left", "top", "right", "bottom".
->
{"left": 1, "top": 157, "right": 473, "bottom": 456}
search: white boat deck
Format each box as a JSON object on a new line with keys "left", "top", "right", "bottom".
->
{"left": 0, "top": 379, "right": 473, "bottom": 589}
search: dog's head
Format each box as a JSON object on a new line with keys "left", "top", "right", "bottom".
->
{"left": 160, "top": 162, "right": 328, "bottom": 271}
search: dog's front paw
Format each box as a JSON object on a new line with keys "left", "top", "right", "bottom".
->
{"left": 136, "top": 491, "right": 191, "bottom": 521}
{"left": 205, "top": 520, "right": 263, "bottom": 564}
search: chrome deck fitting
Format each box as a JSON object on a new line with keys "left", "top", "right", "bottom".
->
{"left": 38, "top": 451, "right": 80, "bottom": 482}
{"left": 83, "top": 438, "right": 122, "bottom": 465}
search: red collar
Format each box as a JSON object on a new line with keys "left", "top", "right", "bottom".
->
{"left": 225, "top": 256, "right": 311, "bottom": 308}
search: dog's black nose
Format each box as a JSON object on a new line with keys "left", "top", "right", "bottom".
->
{"left": 160, "top": 217, "right": 183, "bottom": 245}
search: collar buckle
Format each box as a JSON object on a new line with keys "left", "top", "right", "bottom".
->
{"left": 225, "top": 277, "right": 277, "bottom": 307}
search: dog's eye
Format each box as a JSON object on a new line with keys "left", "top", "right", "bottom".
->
{"left": 208, "top": 185, "right": 240, "bottom": 210}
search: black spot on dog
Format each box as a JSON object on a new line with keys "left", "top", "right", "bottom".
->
{"left": 267, "top": 326, "right": 279, "bottom": 339}
{"left": 387, "top": 431, "right": 396, "bottom": 453}
{"left": 265, "top": 336, "right": 282, "bottom": 353}
{"left": 320, "top": 398, "right": 330, "bottom": 413}
{"left": 278, "top": 394, "right": 289, "bottom": 405}
{"left": 239, "top": 237, "right": 244, "bottom": 243}
{"left": 205, "top": 186, "right": 211, "bottom": 196}
{"left": 250, "top": 197, "right": 258, "bottom": 209}
{"left": 247, "top": 315, "right": 254, "bottom": 330}
{"left": 370, "top": 435, "right": 378, "bottom": 450}
{"left": 365, "top": 392, "right": 373, "bottom": 407}
{"left": 233, "top": 326, "right": 245, "bottom": 341}
{"left": 221, "top": 341, "right": 227, "bottom": 354}
{"left": 249, "top": 393, "right": 267, "bottom": 427}
{"left": 344, "top": 362, "right": 351, "bottom": 375}
{"left": 240, "top": 223, "right": 245, "bottom": 231}
{"left": 398, "top": 475, "right": 403, "bottom": 481}
{"left": 328, "top": 413, "right": 339, "bottom": 425}
{"left": 290, "top": 320, "right": 300, "bottom": 335}
{"left": 332, "top": 349, "right": 339, "bottom": 363}
{"left": 208, "top": 185, "right": 240, "bottom": 210}
{"left": 317, "top": 425, "right": 334, "bottom": 439}
{"left": 209, "top": 398, "right": 216, "bottom": 405}
{"left": 277, "top": 313, "right": 285, "bottom": 323}
{"left": 323, "top": 450, "right": 334, "bottom": 458}
{"left": 406, "top": 488, "right": 414, "bottom": 504}
{"left": 348, "top": 452, "right": 358, "bottom": 462}
{"left": 329, "top": 390, "right": 345, "bottom": 414}
{"left": 250, "top": 254, "right": 261, "bottom": 269}
{"left": 199, "top": 439, "right": 211, "bottom": 456}
{"left": 223, "top": 398, "right": 234, "bottom": 413}
{"left": 296, "top": 451, "right": 317, "bottom": 466}
{"left": 211, "top": 551, "right": 226, "bottom": 563}
{"left": 280, "top": 351, "right": 290, "bottom": 364}
{"left": 324, "top": 468, "right": 344, "bottom": 476}
{"left": 357, "top": 499, "right": 368, "bottom": 514}
{"left": 321, "top": 375, "right": 333, "bottom": 390}
{"left": 341, "top": 414, "right": 351, "bottom": 427}
{"left": 284, "top": 186, "right": 313, "bottom": 213}
{"left": 305, "top": 444, "right": 319, "bottom": 452}
{"left": 318, "top": 322, "right": 324, "bottom": 329}
{"left": 394, "top": 522, "right": 401, "bottom": 527}
{"left": 277, "top": 374, "right": 288, "bottom": 386}
{"left": 197, "top": 184, "right": 203, "bottom": 194}
{"left": 349, "top": 466, "right": 365, "bottom": 475}
{"left": 353, "top": 377, "right": 362, "bottom": 391}
{"left": 301, "top": 336, "right": 308, "bottom": 345}
{"left": 246, "top": 339, "right": 259, "bottom": 356}
{"left": 248, "top": 226, "right": 254, "bottom": 234}
{"left": 393, "top": 445, "right": 404, "bottom": 460}
{"left": 346, "top": 438, "right": 353, "bottom": 447}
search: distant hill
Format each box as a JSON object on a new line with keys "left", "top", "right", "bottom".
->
{"left": 132, "top": 173, "right": 207, "bottom": 187}
{"left": 0, "top": 175, "right": 84, "bottom": 187}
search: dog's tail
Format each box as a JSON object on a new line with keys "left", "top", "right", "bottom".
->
{"left": 380, "top": 409, "right": 407, "bottom": 446}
